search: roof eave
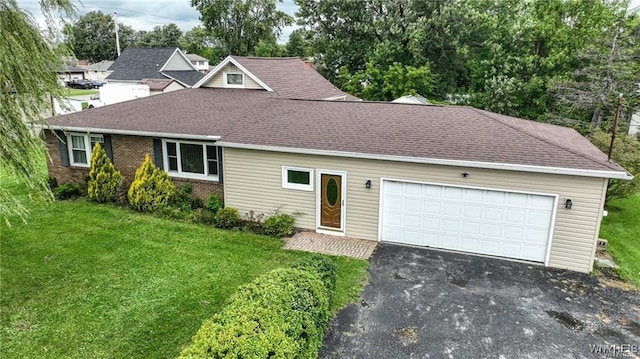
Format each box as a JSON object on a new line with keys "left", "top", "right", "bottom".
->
{"left": 216, "top": 141, "right": 633, "bottom": 180}
{"left": 41, "top": 124, "right": 221, "bottom": 141}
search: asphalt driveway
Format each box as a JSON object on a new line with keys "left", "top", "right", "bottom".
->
{"left": 321, "top": 244, "right": 640, "bottom": 358}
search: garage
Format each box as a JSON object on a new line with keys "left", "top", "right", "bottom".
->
{"left": 380, "top": 180, "right": 557, "bottom": 263}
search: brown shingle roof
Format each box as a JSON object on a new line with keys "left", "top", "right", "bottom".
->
{"left": 229, "top": 56, "right": 359, "bottom": 100}
{"left": 46, "top": 88, "right": 627, "bottom": 175}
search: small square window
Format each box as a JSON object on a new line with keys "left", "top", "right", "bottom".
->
{"left": 282, "top": 166, "right": 313, "bottom": 191}
{"left": 225, "top": 72, "right": 244, "bottom": 87}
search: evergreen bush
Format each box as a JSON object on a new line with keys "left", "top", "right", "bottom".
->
{"left": 87, "top": 143, "right": 123, "bottom": 203}
{"left": 127, "top": 154, "right": 175, "bottom": 212}
{"left": 179, "top": 267, "right": 331, "bottom": 359}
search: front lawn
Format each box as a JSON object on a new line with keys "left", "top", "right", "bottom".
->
{"left": 64, "top": 88, "right": 98, "bottom": 97}
{"left": 0, "top": 175, "right": 368, "bottom": 358}
{"left": 600, "top": 192, "right": 640, "bottom": 287}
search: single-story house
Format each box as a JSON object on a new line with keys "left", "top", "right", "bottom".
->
{"left": 106, "top": 47, "right": 204, "bottom": 87}
{"left": 44, "top": 56, "right": 632, "bottom": 274}
{"left": 81, "top": 60, "right": 113, "bottom": 81}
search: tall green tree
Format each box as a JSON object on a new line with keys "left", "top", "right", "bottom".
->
{"left": 339, "top": 62, "right": 436, "bottom": 101}
{"left": 65, "top": 11, "right": 135, "bottom": 62}
{"left": 550, "top": 11, "right": 640, "bottom": 131}
{"left": 0, "top": 0, "right": 74, "bottom": 223}
{"left": 179, "top": 26, "right": 221, "bottom": 61}
{"left": 192, "top": 0, "right": 292, "bottom": 55}
{"left": 134, "top": 23, "right": 183, "bottom": 48}
{"left": 285, "top": 28, "right": 312, "bottom": 58}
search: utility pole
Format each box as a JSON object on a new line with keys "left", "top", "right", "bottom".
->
{"left": 114, "top": 11, "right": 121, "bottom": 57}
{"left": 607, "top": 93, "right": 623, "bottom": 161}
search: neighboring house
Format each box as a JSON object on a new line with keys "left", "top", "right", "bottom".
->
{"left": 185, "top": 53, "right": 210, "bottom": 74}
{"left": 81, "top": 60, "right": 114, "bottom": 81}
{"left": 630, "top": 111, "right": 640, "bottom": 136}
{"left": 392, "top": 94, "right": 430, "bottom": 105}
{"left": 57, "top": 65, "right": 86, "bottom": 82}
{"left": 106, "top": 47, "right": 204, "bottom": 87}
{"left": 138, "top": 78, "right": 185, "bottom": 95}
{"left": 44, "top": 56, "right": 632, "bottom": 274}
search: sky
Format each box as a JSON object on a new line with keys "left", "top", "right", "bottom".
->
{"left": 17, "top": 0, "right": 640, "bottom": 44}
{"left": 18, "top": 0, "right": 300, "bottom": 42}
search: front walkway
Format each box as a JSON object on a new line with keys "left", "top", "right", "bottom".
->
{"left": 284, "top": 232, "right": 378, "bottom": 260}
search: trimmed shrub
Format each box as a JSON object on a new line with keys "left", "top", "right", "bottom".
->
{"left": 53, "top": 183, "right": 82, "bottom": 200}
{"left": 179, "top": 267, "right": 331, "bottom": 359}
{"left": 291, "top": 254, "right": 338, "bottom": 295}
{"left": 87, "top": 143, "right": 123, "bottom": 203}
{"left": 263, "top": 212, "right": 295, "bottom": 238}
{"left": 205, "top": 194, "right": 223, "bottom": 214}
{"left": 242, "top": 210, "right": 265, "bottom": 234}
{"left": 193, "top": 208, "right": 217, "bottom": 225}
{"left": 213, "top": 207, "right": 240, "bottom": 229}
{"left": 127, "top": 154, "right": 175, "bottom": 212}
{"left": 171, "top": 184, "right": 203, "bottom": 211}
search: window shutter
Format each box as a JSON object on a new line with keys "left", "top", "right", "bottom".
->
{"left": 153, "top": 139, "right": 164, "bottom": 170}
{"left": 55, "top": 130, "right": 70, "bottom": 167}
{"left": 217, "top": 146, "right": 223, "bottom": 183}
{"left": 103, "top": 135, "right": 114, "bottom": 162}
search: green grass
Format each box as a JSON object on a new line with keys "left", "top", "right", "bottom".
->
{"left": 0, "top": 175, "right": 368, "bottom": 359}
{"left": 600, "top": 193, "right": 640, "bottom": 287}
{"left": 64, "top": 88, "right": 98, "bottom": 97}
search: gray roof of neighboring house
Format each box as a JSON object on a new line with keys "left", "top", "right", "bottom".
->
{"left": 186, "top": 53, "right": 209, "bottom": 62}
{"left": 162, "top": 70, "right": 205, "bottom": 87}
{"left": 83, "top": 60, "right": 114, "bottom": 71}
{"left": 46, "top": 88, "right": 628, "bottom": 175}
{"left": 224, "top": 56, "right": 359, "bottom": 100}
{"left": 107, "top": 47, "right": 204, "bottom": 86}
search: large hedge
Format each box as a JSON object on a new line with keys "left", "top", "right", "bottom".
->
{"left": 87, "top": 143, "right": 123, "bottom": 203}
{"left": 179, "top": 257, "right": 337, "bottom": 359}
{"left": 128, "top": 154, "right": 175, "bottom": 212}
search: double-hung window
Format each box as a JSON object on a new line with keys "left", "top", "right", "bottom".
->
{"left": 68, "top": 133, "right": 103, "bottom": 167}
{"left": 164, "top": 140, "right": 218, "bottom": 180}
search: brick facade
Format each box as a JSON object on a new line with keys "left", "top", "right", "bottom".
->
{"left": 44, "top": 130, "right": 224, "bottom": 202}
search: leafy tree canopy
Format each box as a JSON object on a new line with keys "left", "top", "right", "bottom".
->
{"left": 192, "top": 0, "right": 292, "bottom": 56}
{"left": 64, "top": 11, "right": 135, "bottom": 62}
{"left": 1, "top": 0, "right": 74, "bottom": 223}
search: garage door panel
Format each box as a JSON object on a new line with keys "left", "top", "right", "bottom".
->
{"left": 441, "top": 235, "right": 459, "bottom": 248}
{"left": 381, "top": 181, "right": 554, "bottom": 263}
{"left": 444, "top": 187, "right": 463, "bottom": 200}
{"left": 464, "top": 205, "right": 483, "bottom": 218}
{"left": 443, "top": 203, "right": 462, "bottom": 216}
{"left": 403, "top": 214, "right": 421, "bottom": 228}
{"left": 404, "top": 198, "right": 421, "bottom": 211}
{"left": 484, "top": 206, "right": 504, "bottom": 220}
{"left": 442, "top": 219, "right": 460, "bottom": 233}
{"left": 422, "top": 217, "right": 439, "bottom": 230}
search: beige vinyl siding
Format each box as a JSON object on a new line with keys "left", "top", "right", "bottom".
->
{"left": 224, "top": 148, "right": 607, "bottom": 273}
{"left": 163, "top": 52, "right": 194, "bottom": 71}
{"left": 200, "top": 64, "right": 263, "bottom": 89}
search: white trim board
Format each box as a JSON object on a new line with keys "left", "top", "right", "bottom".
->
{"left": 43, "top": 125, "right": 221, "bottom": 141}
{"left": 193, "top": 55, "right": 273, "bottom": 91}
{"left": 217, "top": 142, "right": 632, "bottom": 180}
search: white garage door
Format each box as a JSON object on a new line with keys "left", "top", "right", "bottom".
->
{"left": 381, "top": 180, "right": 555, "bottom": 262}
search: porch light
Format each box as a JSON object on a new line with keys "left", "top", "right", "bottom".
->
{"left": 565, "top": 199, "right": 572, "bottom": 209}
{"left": 365, "top": 180, "right": 372, "bottom": 189}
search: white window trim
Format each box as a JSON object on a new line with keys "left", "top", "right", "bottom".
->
{"left": 162, "top": 139, "right": 219, "bottom": 181}
{"left": 223, "top": 71, "right": 245, "bottom": 88}
{"left": 67, "top": 133, "right": 103, "bottom": 167}
{"left": 282, "top": 166, "right": 314, "bottom": 191}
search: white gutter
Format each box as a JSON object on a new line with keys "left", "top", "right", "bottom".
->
{"left": 217, "top": 141, "right": 634, "bottom": 180}
{"left": 42, "top": 124, "right": 221, "bottom": 141}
